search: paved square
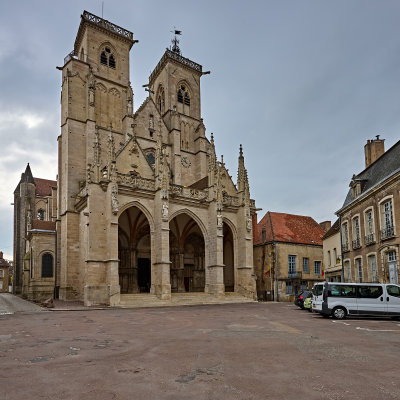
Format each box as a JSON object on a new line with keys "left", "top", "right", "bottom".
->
{"left": 1, "top": 303, "right": 400, "bottom": 399}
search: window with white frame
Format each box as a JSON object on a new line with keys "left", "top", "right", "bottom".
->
{"left": 333, "top": 248, "right": 337, "bottom": 264}
{"left": 368, "top": 255, "right": 377, "bottom": 283}
{"left": 356, "top": 258, "right": 363, "bottom": 283}
{"left": 353, "top": 217, "right": 360, "bottom": 240}
{"left": 342, "top": 222, "right": 349, "bottom": 250}
{"left": 382, "top": 200, "right": 394, "bottom": 236}
{"left": 388, "top": 251, "right": 396, "bottom": 262}
{"left": 314, "top": 261, "right": 321, "bottom": 275}
{"left": 0, "top": 270, "right": 3, "bottom": 278}
{"left": 303, "top": 257, "right": 309, "bottom": 273}
{"left": 288, "top": 255, "right": 296, "bottom": 274}
{"left": 328, "top": 250, "right": 331, "bottom": 267}
{"left": 365, "top": 209, "right": 374, "bottom": 235}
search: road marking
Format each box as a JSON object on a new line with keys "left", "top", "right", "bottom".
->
{"left": 0, "top": 311, "right": 13, "bottom": 315}
{"left": 356, "top": 327, "right": 400, "bottom": 332}
{"left": 331, "top": 320, "right": 351, "bottom": 326}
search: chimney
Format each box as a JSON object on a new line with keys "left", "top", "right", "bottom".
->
{"left": 364, "top": 135, "right": 385, "bottom": 168}
{"left": 319, "top": 221, "right": 331, "bottom": 232}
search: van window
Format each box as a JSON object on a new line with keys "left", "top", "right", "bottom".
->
{"left": 358, "top": 285, "right": 382, "bottom": 298}
{"left": 329, "top": 285, "right": 356, "bottom": 298}
{"left": 387, "top": 285, "right": 400, "bottom": 297}
{"left": 312, "top": 285, "right": 323, "bottom": 296}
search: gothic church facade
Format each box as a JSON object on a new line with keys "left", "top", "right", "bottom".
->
{"left": 14, "top": 11, "right": 256, "bottom": 305}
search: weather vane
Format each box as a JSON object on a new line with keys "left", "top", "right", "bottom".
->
{"left": 170, "top": 28, "right": 182, "bottom": 55}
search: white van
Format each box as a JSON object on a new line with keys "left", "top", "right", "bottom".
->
{"left": 312, "top": 282, "right": 400, "bottom": 319}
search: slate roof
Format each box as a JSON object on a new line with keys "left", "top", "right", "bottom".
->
{"left": 34, "top": 178, "right": 57, "bottom": 197}
{"left": 31, "top": 220, "right": 56, "bottom": 231}
{"left": 322, "top": 219, "right": 340, "bottom": 240}
{"left": 340, "top": 140, "right": 400, "bottom": 211}
{"left": 254, "top": 212, "right": 325, "bottom": 246}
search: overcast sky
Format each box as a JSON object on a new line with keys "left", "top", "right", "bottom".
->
{"left": 1, "top": 0, "right": 400, "bottom": 259}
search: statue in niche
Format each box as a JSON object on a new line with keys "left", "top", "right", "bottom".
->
{"left": 127, "top": 84, "right": 133, "bottom": 116}
{"left": 88, "top": 67, "right": 95, "bottom": 106}
{"left": 162, "top": 202, "right": 169, "bottom": 221}
{"left": 246, "top": 209, "right": 252, "bottom": 231}
{"left": 217, "top": 212, "right": 223, "bottom": 229}
{"left": 111, "top": 184, "right": 119, "bottom": 215}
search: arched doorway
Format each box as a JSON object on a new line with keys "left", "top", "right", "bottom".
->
{"left": 169, "top": 213, "right": 205, "bottom": 292}
{"left": 118, "top": 206, "right": 151, "bottom": 293}
{"left": 223, "top": 222, "right": 234, "bottom": 292}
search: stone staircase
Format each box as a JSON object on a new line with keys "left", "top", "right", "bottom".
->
{"left": 118, "top": 292, "right": 256, "bottom": 308}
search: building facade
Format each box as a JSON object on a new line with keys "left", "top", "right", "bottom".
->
{"left": 0, "top": 252, "right": 10, "bottom": 293}
{"left": 322, "top": 219, "right": 342, "bottom": 282}
{"left": 13, "top": 165, "right": 57, "bottom": 299}
{"left": 14, "top": 11, "right": 257, "bottom": 305}
{"left": 337, "top": 137, "right": 400, "bottom": 285}
{"left": 253, "top": 212, "right": 325, "bottom": 301}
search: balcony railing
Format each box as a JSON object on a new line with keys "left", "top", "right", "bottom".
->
{"left": 288, "top": 271, "right": 302, "bottom": 279}
{"left": 365, "top": 233, "right": 375, "bottom": 246}
{"left": 352, "top": 237, "right": 361, "bottom": 250}
{"left": 381, "top": 225, "right": 395, "bottom": 240}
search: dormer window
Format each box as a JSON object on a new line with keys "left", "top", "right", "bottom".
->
{"left": 100, "top": 47, "right": 116, "bottom": 69}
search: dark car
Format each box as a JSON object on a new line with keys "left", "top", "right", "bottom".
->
{"left": 294, "top": 290, "right": 311, "bottom": 309}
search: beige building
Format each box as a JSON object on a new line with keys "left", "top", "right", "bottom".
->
{"left": 322, "top": 219, "right": 342, "bottom": 282}
{"left": 253, "top": 212, "right": 325, "bottom": 301}
{"left": 13, "top": 11, "right": 257, "bottom": 305}
{"left": 0, "top": 252, "right": 10, "bottom": 293}
{"left": 337, "top": 137, "right": 400, "bottom": 284}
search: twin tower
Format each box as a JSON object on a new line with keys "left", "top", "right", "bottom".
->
{"left": 25, "top": 10, "right": 257, "bottom": 305}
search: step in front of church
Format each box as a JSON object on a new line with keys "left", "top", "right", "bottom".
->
{"left": 118, "top": 292, "right": 256, "bottom": 308}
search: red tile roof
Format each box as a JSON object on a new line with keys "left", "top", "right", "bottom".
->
{"left": 31, "top": 220, "right": 56, "bottom": 231}
{"left": 34, "top": 178, "right": 56, "bottom": 196}
{"left": 254, "top": 212, "right": 325, "bottom": 246}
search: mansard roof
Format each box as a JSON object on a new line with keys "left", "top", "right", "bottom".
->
{"left": 34, "top": 178, "right": 57, "bottom": 197}
{"left": 340, "top": 140, "right": 400, "bottom": 212}
{"left": 254, "top": 211, "right": 325, "bottom": 246}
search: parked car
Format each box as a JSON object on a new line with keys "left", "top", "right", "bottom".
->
{"left": 312, "top": 282, "right": 400, "bottom": 319}
{"left": 303, "top": 292, "right": 313, "bottom": 312}
{"left": 294, "top": 290, "right": 311, "bottom": 309}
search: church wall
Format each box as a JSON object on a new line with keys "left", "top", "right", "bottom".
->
{"left": 26, "top": 232, "right": 55, "bottom": 301}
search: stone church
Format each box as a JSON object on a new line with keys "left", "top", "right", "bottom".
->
{"left": 13, "top": 10, "right": 256, "bottom": 306}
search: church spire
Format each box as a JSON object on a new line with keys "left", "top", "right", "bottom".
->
{"left": 237, "top": 144, "right": 250, "bottom": 203}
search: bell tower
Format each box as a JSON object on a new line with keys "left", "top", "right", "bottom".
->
{"left": 147, "top": 38, "right": 208, "bottom": 186}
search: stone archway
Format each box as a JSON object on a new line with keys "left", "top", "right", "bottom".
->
{"left": 223, "top": 222, "right": 235, "bottom": 292}
{"left": 169, "top": 213, "right": 205, "bottom": 293}
{"left": 118, "top": 206, "right": 151, "bottom": 293}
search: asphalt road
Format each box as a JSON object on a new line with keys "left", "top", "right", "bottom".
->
{"left": 1, "top": 302, "right": 400, "bottom": 399}
{"left": 0, "top": 293, "right": 44, "bottom": 314}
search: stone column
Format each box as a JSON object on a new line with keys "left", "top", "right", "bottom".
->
{"left": 178, "top": 252, "right": 185, "bottom": 292}
{"left": 152, "top": 194, "right": 171, "bottom": 300}
{"left": 206, "top": 202, "right": 225, "bottom": 297}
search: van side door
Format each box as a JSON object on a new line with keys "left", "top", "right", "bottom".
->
{"left": 357, "top": 285, "right": 385, "bottom": 316}
{"left": 385, "top": 285, "right": 400, "bottom": 316}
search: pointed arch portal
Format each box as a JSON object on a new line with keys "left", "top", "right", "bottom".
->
{"left": 118, "top": 206, "right": 151, "bottom": 293}
{"left": 169, "top": 213, "right": 205, "bottom": 292}
{"left": 223, "top": 222, "right": 235, "bottom": 292}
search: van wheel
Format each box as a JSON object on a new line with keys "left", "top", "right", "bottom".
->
{"left": 332, "top": 307, "right": 346, "bottom": 320}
